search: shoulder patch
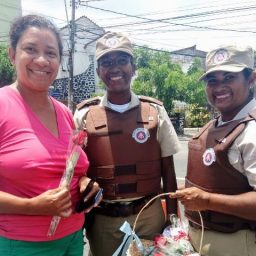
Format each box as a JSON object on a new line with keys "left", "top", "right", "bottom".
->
{"left": 76, "top": 96, "right": 101, "bottom": 110}
{"left": 138, "top": 95, "right": 163, "bottom": 106}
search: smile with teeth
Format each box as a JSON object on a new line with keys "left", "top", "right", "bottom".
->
{"left": 215, "top": 93, "right": 230, "bottom": 100}
{"left": 110, "top": 76, "right": 122, "bottom": 81}
{"left": 32, "top": 70, "right": 49, "bottom": 75}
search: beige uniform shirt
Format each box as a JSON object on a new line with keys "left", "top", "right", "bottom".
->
{"left": 74, "top": 92, "right": 180, "bottom": 157}
{"left": 217, "top": 99, "right": 256, "bottom": 189}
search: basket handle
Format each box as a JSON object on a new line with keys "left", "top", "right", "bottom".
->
{"left": 132, "top": 192, "right": 204, "bottom": 255}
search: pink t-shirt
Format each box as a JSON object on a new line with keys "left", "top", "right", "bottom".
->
{"left": 0, "top": 86, "right": 89, "bottom": 241}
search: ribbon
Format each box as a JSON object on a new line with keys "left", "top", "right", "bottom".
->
{"left": 112, "top": 221, "right": 144, "bottom": 256}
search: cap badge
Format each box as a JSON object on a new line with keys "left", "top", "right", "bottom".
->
{"left": 132, "top": 128, "right": 150, "bottom": 143}
{"left": 105, "top": 36, "right": 120, "bottom": 48}
{"left": 202, "top": 148, "right": 216, "bottom": 166}
{"left": 213, "top": 49, "right": 228, "bottom": 64}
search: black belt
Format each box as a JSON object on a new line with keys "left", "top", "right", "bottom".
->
{"left": 95, "top": 195, "right": 155, "bottom": 217}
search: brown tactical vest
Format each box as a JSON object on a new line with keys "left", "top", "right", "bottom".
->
{"left": 186, "top": 111, "right": 256, "bottom": 232}
{"left": 83, "top": 98, "right": 162, "bottom": 200}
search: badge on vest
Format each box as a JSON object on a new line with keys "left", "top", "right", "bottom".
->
{"left": 202, "top": 148, "right": 216, "bottom": 166}
{"left": 132, "top": 128, "right": 150, "bottom": 143}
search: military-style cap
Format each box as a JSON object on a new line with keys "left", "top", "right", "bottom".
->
{"left": 96, "top": 32, "right": 133, "bottom": 60}
{"left": 200, "top": 45, "right": 254, "bottom": 80}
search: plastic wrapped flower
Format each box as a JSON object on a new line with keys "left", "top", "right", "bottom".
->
{"left": 47, "top": 129, "right": 87, "bottom": 237}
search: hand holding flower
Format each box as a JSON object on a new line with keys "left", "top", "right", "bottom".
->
{"left": 47, "top": 129, "right": 87, "bottom": 236}
{"left": 29, "top": 186, "right": 72, "bottom": 217}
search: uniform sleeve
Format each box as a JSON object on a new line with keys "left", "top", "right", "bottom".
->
{"left": 156, "top": 105, "right": 180, "bottom": 157}
{"left": 73, "top": 107, "right": 89, "bottom": 130}
{"left": 228, "top": 121, "right": 256, "bottom": 190}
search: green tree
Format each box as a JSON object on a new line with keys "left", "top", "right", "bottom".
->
{"left": 132, "top": 47, "right": 212, "bottom": 127}
{"left": 187, "top": 57, "right": 203, "bottom": 75}
{"left": 133, "top": 47, "right": 187, "bottom": 113}
{"left": 133, "top": 47, "right": 152, "bottom": 68}
{"left": 0, "top": 45, "right": 15, "bottom": 87}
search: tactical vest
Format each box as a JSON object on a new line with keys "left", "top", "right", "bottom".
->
{"left": 186, "top": 111, "right": 256, "bottom": 232}
{"left": 82, "top": 97, "right": 162, "bottom": 200}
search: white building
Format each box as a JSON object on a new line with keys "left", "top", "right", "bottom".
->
{"left": 171, "top": 45, "right": 206, "bottom": 72}
{"left": 51, "top": 16, "right": 105, "bottom": 104}
{"left": 0, "top": 0, "right": 22, "bottom": 44}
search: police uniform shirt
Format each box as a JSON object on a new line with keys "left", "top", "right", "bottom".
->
{"left": 218, "top": 98, "right": 256, "bottom": 189}
{"left": 74, "top": 92, "right": 180, "bottom": 157}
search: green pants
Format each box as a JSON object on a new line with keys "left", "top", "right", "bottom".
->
{"left": 0, "top": 229, "right": 84, "bottom": 256}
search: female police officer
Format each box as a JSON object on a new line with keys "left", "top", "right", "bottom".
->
{"left": 171, "top": 45, "right": 256, "bottom": 256}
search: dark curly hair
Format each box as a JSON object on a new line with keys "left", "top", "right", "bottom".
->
{"left": 9, "top": 14, "right": 63, "bottom": 58}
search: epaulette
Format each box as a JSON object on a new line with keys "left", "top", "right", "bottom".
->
{"left": 76, "top": 96, "right": 101, "bottom": 110}
{"left": 138, "top": 95, "right": 163, "bottom": 106}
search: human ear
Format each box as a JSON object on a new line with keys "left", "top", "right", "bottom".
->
{"left": 8, "top": 47, "right": 16, "bottom": 65}
{"left": 248, "top": 71, "right": 256, "bottom": 87}
{"left": 96, "top": 67, "right": 101, "bottom": 79}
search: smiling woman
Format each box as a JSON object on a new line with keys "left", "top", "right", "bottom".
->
{"left": 0, "top": 14, "right": 101, "bottom": 256}
{"left": 74, "top": 31, "right": 180, "bottom": 256}
{"left": 170, "top": 45, "right": 256, "bottom": 256}
{"left": 202, "top": 46, "right": 255, "bottom": 122}
{"left": 9, "top": 27, "right": 61, "bottom": 93}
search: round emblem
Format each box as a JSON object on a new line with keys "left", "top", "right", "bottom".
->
{"left": 202, "top": 148, "right": 216, "bottom": 166}
{"left": 213, "top": 49, "right": 228, "bottom": 64}
{"left": 132, "top": 128, "right": 150, "bottom": 143}
{"left": 105, "top": 37, "right": 120, "bottom": 48}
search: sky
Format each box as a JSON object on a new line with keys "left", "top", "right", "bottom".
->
{"left": 21, "top": 0, "right": 256, "bottom": 53}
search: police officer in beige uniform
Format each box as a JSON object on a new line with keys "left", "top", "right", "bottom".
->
{"left": 170, "top": 45, "right": 256, "bottom": 256}
{"left": 74, "top": 32, "right": 180, "bottom": 256}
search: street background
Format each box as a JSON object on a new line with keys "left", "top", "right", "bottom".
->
{"left": 175, "top": 128, "right": 200, "bottom": 186}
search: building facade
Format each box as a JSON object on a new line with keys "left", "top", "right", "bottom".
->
{"left": 51, "top": 16, "right": 105, "bottom": 106}
{"left": 170, "top": 45, "right": 206, "bottom": 72}
{"left": 0, "top": 0, "right": 22, "bottom": 44}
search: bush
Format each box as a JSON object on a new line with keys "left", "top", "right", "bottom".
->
{"left": 0, "top": 45, "right": 15, "bottom": 87}
{"left": 185, "top": 104, "right": 211, "bottom": 127}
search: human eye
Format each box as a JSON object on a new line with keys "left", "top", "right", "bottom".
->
{"left": 223, "top": 74, "right": 236, "bottom": 84}
{"left": 23, "top": 46, "right": 36, "bottom": 54}
{"left": 205, "top": 77, "right": 217, "bottom": 86}
{"left": 47, "top": 50, "right": 58, "bottom": 58}
{"left": 99, "top": 59, "right": 112, "bottom": 67}
{"left": 118, "top": 56, "right": 129, "bottom": 65}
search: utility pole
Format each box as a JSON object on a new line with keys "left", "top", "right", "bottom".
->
{"left": 67, "top": 0, "right": 77, "bottom": 112}
{"left": 67, "top": 0, "right": 104, "bottom": 111}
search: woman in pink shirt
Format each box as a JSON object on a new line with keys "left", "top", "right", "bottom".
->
{"left": 0, "top": 14, "right": 100, "bottom": 256}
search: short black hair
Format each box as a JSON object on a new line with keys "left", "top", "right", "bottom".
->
{"left": 9, "top": 14, "right": 63, "bottom": 57}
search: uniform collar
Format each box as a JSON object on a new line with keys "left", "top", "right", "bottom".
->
{"left": 102, "top": 91, "right": 140, "bottom": 111}
{"left": 218, "top": 98, "right": 256, "bottom": 125}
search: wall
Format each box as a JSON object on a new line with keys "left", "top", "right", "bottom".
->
{"left": 0, "top": 0, "right": 22, "bottom": 44}
{"left": 50, "top": 16, "right": 105, "bottom": 105}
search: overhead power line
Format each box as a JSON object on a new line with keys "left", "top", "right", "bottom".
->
{"left": 81, "top": 4, "right": 256, "bottom": 34}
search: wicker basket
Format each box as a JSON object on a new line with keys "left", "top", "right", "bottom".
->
{"left": 127, "top": 239, "right": 154, "bottom": 256}
{"left": 125, "top": 193, "right": 203, "bottom": 256}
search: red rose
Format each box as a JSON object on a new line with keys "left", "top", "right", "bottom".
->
{"left": 72, "top": 130, "right": 87, "bottom": 145}
{"left": 154, "top": 235, "right": 167, "bottom": 247}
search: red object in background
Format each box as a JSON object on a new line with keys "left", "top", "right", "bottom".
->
{"left": 161, "top": 199, "right": 181, "bottom": 221}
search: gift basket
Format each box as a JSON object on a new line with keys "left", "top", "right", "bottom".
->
{"left": 113, "top": 193, "right": 204, "bottom": 256}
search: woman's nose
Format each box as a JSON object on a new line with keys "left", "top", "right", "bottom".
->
{"left": 33, "top": 55, "right": 49, "bottom": 65}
